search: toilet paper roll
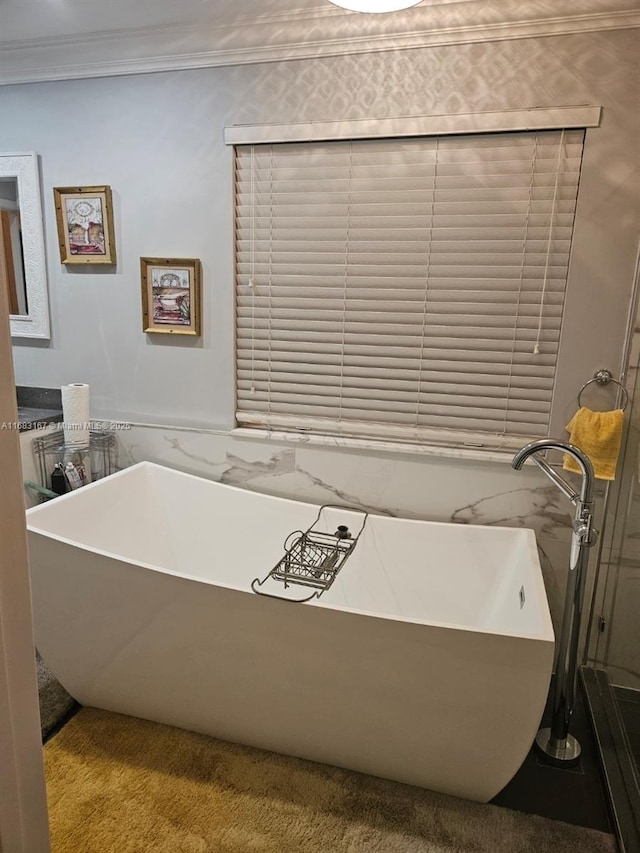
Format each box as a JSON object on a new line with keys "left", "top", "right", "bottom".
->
{"left": 62, "top": 383, "right": 90, "bottom": 448}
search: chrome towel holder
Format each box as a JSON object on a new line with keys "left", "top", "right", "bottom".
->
{"left": 577, "top": 369, "right": 628, "bottom": 412}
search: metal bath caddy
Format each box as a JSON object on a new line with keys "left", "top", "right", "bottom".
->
{"left": 251, "top": 504, "right": 368, "bottom": 603}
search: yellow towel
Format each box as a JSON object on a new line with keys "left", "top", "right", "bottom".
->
{"left": 563, "top": 406, "right": 624, "bottom": 480}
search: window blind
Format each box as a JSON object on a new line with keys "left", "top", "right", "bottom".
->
{"left": 234, "top": 128, "right": 585, "bottom": 448}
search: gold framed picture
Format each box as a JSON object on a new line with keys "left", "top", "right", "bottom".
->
{"left": 141, "top": 257, "right": 201, "bottom": 336}
{"left": 53, "top": 186, "right": 116, "bottom": 265}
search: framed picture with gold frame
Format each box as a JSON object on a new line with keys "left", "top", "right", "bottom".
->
{"left": 141, "top": 257, "right": 201, "bottom": 336}
{"left": 53, "top": 186, "right": 116, "bottom": 265}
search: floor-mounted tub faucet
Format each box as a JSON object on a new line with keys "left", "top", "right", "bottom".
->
{"left": 512, "top": 439, "right": 596, "bottom": 767}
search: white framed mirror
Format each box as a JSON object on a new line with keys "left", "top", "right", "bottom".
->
{"left": 0, "top": 153, "right": 50, "bottom": 339}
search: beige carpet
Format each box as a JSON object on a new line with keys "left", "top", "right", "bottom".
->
{"left": 44, "top": 708, "right": 617, "bottom": 853}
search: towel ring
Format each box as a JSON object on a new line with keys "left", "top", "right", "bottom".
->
{"left": 577, "top": 369, "right": 629, "bottom": 412}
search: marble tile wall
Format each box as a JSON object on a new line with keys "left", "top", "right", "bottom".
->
{"left": 111, "top": 424, "right": 591, "bottom": 641}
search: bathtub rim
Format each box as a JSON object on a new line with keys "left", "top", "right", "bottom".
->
{"left": 26, "top": 460, "right": 555, "bottom": 644}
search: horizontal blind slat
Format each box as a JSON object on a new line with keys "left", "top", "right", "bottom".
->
{"left": 237, "top": 377, "right": 554, "bottom": 400}
{"left": 237, "top": 358, "right": 556, "bottom": 376}
{"left": 237, "top": 333, "right": 564, "bottom": 348}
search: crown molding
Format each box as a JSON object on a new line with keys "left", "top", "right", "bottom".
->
{"left": 0, "top": 2, "right": 638, "bottom": 85}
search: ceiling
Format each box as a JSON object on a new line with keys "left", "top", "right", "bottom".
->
{"left": 0, "top": 0, "right": 638, "bottom": 84}
{"left": 0, "top": 0, "right": 333, "bottom": 42}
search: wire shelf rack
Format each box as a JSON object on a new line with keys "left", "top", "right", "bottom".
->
{"left": 32, "top": 429, "right": 118, "bottom": 499}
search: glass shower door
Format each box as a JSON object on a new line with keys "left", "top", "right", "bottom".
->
{"left": 583, "top": 337, "right": 640, "bottom": 853}
{"left": 594, "top": 361, "right": 640, "bottom": 693}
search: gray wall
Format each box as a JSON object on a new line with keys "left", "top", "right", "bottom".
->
{"left": 2, "top": 28, "right": 639, "bottom": 430}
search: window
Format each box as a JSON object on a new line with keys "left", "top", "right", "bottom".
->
{"left": 232, "top": 120, "right": 587, "bottom": 450}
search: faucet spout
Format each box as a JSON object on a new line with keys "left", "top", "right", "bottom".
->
{"left": 511, "top": 438, "right": 594, "bottom": 505}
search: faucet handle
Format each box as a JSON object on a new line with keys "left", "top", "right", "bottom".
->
{"left": 573, "top": 516, "right": 598, "bottom": 547}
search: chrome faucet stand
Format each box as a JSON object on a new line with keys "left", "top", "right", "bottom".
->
{"left": 512, "top": 439, "right": 596, "bottom": 767}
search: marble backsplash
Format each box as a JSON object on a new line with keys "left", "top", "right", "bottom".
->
{"left": 109, "top": 423, "right": 599, "bottom": 643}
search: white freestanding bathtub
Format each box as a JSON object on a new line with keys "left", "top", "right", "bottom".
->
{"left": 27, "top": 461, "right": 554, "bottom": 802}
